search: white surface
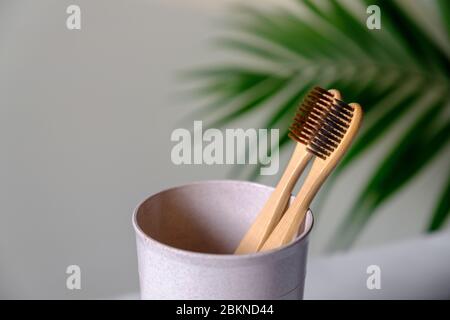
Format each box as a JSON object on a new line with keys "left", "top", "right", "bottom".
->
{"left": 118, "top": 231, "right": 450, "bottom": 300}
{"left": 305, "top": 231, "right": 450, "bottom": 299}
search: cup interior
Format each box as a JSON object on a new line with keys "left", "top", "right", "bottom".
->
{"left": 135, "top": 180, "right": 312, "bottom": 254}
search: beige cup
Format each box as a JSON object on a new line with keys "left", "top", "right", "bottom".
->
{"left": 132, "top": 180, "right": 313, "bottom": 300}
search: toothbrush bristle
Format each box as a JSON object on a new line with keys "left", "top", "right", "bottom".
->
{"left": 289, "top": 87, "right": 354, "bottom": 160}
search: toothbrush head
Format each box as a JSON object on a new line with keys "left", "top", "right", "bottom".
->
{"left": 289, "top": 86, "right": 355, "bottom": 160}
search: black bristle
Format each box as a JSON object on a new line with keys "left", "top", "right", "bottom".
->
{"left": 333, "top": 100, "right": 354, "bottom": 117}
{"left": 327, "top": 112, "right": 349, "bottom": 129}
{"left": 322, "top": 123, "right": 345, "bottom": 138}
{"left": 318, "top": 125, "right": 342, "bottom": 143}
{"left": 323, "top": 117, "right": 346, "bottom": 134}
{"left": 307, "top": 142, "right": 330, "bottom": 159}
{"left": 289, "top": 86, "right": 354, "bottom": 159}
{"left": 336, "top": 99, "right": 354, "bottom": 113}
{"left": 330, "top": 101, "right": 352, "bottom": 117}
{"left": 312, "top": 86, "right": 333, "bottom": 97}
{"left": 316, "top": 130, "right": 339, "bottom": 149}
{"left": 311, "top": 136, "right": 334, "bottom": 153}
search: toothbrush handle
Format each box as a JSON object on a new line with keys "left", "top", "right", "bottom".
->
{"left": 259, "top": 160, "right": 327, "bottom": 251}
{"left": 235, "top": 143, "right": 312, "bottom": 254}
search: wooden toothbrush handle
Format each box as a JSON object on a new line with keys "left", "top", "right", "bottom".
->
{"left": 234, "top": 143, "right": 312, "bottom": 254}
{"left": 259, "top": 160, "right": 326, "bottom": 251}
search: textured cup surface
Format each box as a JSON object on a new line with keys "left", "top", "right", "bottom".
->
{"left": 132, "top": 180, "right": 313, "bottom": 300}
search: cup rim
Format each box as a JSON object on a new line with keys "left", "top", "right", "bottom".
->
{"left": 132, "top": 179, "right": 314, "bottom": 261}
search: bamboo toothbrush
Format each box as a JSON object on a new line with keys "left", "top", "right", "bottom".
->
{"left": 235, "top": 87, "right": 339, "bottom": 254}
{"left": 260, "top": 92, "right": 363, "bottom": 252}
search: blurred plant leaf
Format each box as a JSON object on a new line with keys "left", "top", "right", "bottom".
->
{"left": 367, "top": 0, "right": 450, "bottom": 74}
{"left": 208, "top": 76, "right": 289, "bottom": 128}
{"left": 331, "top": 99, "right": 450, "bottom": 250}
{"left": 437, "top": 0, "right": 450, "bottom": 37}
{"left": 428, "top": 170, "right": 450, "bottom": 231}
{"left": 337, "top": 84, "right": 425, "bottom": 173}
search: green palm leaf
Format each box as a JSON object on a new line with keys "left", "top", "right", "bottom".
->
{"left": 331, "top": 98, "right": 450, "bottom": 250}
{"left": 183, "top": 0, "right": 450, "bottom": 249}
{"left": 428, "top": 170, "right": 450, "bottom": 231}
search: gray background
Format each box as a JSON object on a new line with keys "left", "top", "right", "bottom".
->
{"left": 1, "top": 0, "right": 449, "bottom": 298}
